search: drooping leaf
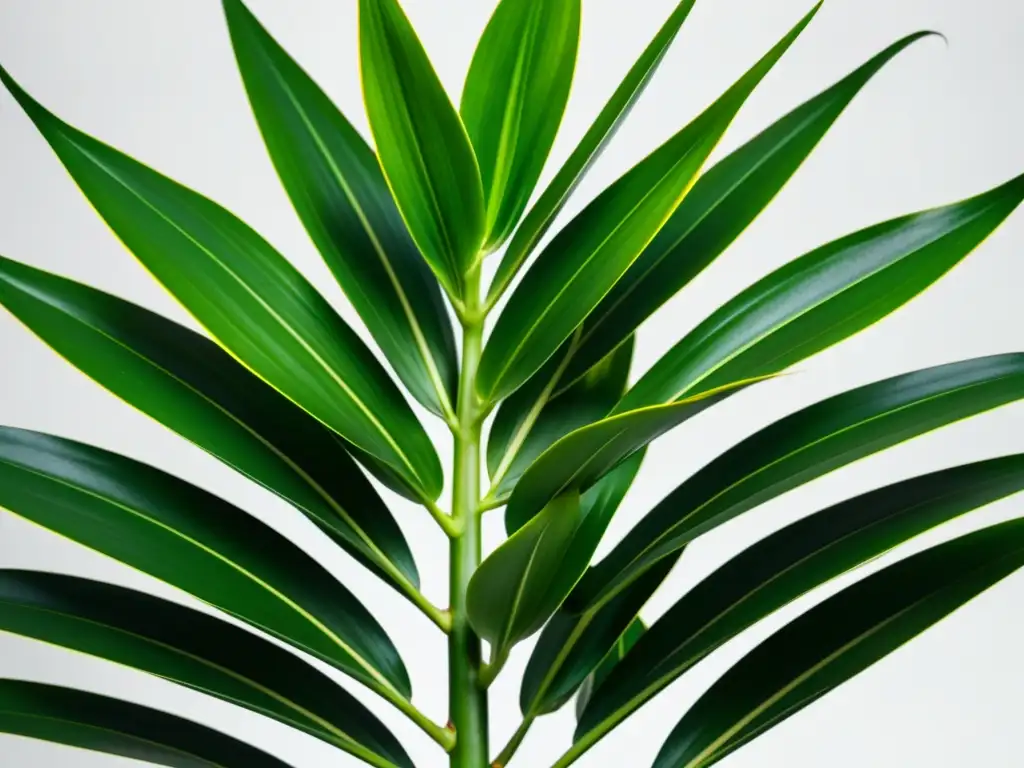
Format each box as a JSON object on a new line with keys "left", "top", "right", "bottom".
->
{"left": 487, "top": 337, "right": 634, "bottom": 502}
{"left": 559, "top": 32, "right": 937, "bottom": 388}
{"left": 486, "top": 0, "right": 698, "bottom": 305}
{"left": 467, "top": 492, "right": 582, "bottom": 655}
{"left": 650, "top": 519, "right": 1024, "bottom": 768}
{"left": 575, "top": 455, "right": 1024, "bottom": 755}
{"left": 0, "top": 66, "right": 442, "bottom": 501}
{"left": 520, "top": 553, "right": 681, "bottom": 718}
{"left": 575, "top": 618, "right": 646, "bottom": 722}
{"left": 0, "top": 427, "right": 411, "bottom": 699}
{"left": 0, "top": 255, "right": 419, "bottom": 595}
{"left": 0, "top": 680, "right": 294, "bottom": 768}
{"left": 0, "top": 570, "right": 413, "bottom": 768}
{"left": 617, "top": 172, "right": 1024, "bottom": 413}
{"left": 223, "top": 0, "right": 457, "bottom": 418}
{"left": 358, "top": 0, "right": 485, "bottom": 300}
{"left": 461, "top": 0, "right": 580, "bottom": 249}
{"left": 575, "top": 353, "right": 1024, "bottom": 613}
{"left": 477, "top": 5, "right": 820, "bottom": 404}
{"left": 505, "top": 379, "right": 761, "bottom": 535}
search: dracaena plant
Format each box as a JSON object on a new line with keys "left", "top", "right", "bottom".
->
{"left": 0, "top": 0, "right": 1022, "bottom": 766}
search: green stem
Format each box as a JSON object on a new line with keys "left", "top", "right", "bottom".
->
{"left": 493, "top": 715, "right": 535, "bottom": 767}
{"left": 449, "top": 265, "right": 489, "bottom": 767}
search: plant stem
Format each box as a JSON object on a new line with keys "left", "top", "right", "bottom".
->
{"left": 493, "top": 715, "right": 535, "bottom": 767}
{"left": 449, "top": 265, "right": 489, "bottom": 767}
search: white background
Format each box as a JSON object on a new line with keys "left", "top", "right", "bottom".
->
{"left": 2, "top": 0, "right": 1024, "bottom": 765}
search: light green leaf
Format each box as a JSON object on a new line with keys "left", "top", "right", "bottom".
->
{"left": 359, "top": 0, "right": 485, "bottom": 300}
{"left": 461, "top": 0, "right": 580, "bottom": 249}
{"left": 477, "top": 4, "right": 820, "bottom": 404}
{"left": 0, "top": 680, "right": 294, "bottom": 768}
{"left": 0, "top": 66, "right": 443, "bottom": 501}
{"left": 0, "top": 427, "right": 411, "bottom": 700}
{"left": 224, "top": 0, "right": 457, "bottom": 418}
{"left": 486, "top": 0, "right": 698, "bottom": 305}
{"left": 0, "top": 570, "right": 413, "bottom": 768}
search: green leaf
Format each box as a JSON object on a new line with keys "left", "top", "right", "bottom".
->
{"left": 0, "top": 427, "right": 411, "bottom": 700}
{"left": 575, "top": 353, "right": 1024, "bottom": 614}
{"left": 575, "top": 618, "right": 646, "bottom": 722}
{"left": 359, "top": 0, "right": 485, "bottom": 300}
{"left": 650, "top": 519, "right": 1024, "bottom": 768}
{"left": 487, "top": 337, "right": 634, "bottom": 502}
{"left": 487, "top": 0, "right": 698, "bottom": 305}
{"left": 0, "top": 570, "right": 413, "bottom": 768}
{"left": 223, "top": 0, "right": 457, "bottom": 418}
{"left": 520, "top": 553, "right": 681, "bottom": 718}
{"left": 0, "top": 680, "right": 294, "bottom": 768}
{"left": 0, "top": 255, "right": 419, "bottom": 596}
{"left": 505, "top": 378, "right": 761, "bottom": 535}
{"left": 476, "top": 4, "right": 820, "bottom": 403}
{"left": 617, "top": 172, "right": 1024, "bottom": 413}
{"left": 467, "top": 492, "right": 582, "bottom": 655}
{"left": 461, "top": 0, "right": 580, "bottom": 250}
{"left": 0, "top": 66, "right": 442, "bottom": 501}
{"left": 559, "top": 32, "right": 936, "bottom": 388}
{"left": 575, "top": 455, "right": 1024, "bottom": 755}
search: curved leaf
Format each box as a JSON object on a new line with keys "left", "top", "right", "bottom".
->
{"left": 0, "top": 255, "right": 418, "bottom": 595}
{"left": 576, "top": 353, "right": 1024, "bottom": 613}
{"left": 575, "top": 455, "right": 1024, "bottom": 756}
{"left": 359, "top": 0, "right": 484, "bottom": 300}
{"left": 461, "top": 0, "right": 580, "bottom": 249}
{"left": 477, "top": 5, "right": 820, "bottom": 404}
{"left": 617, "top": 172, "right": 1024, "bottom": 413}
{"left": 505, "top": 379, "right": 760, "bottom": 535}
{"left": 575, "top": 618, "right": 645, "bottom": 722}
{"left": 0, "top": 680, "right": 294, "bottom": 768}
{"left": 0, "top": 427, "right": 411, "bottom": 699}
{"left": 223, "top": 0, "right": 457, "bottom": 418}
{"left": 487, "top": 337, "right": 634, "bottom": 502}
{"left": 560, "top": 32, "right": 936, "bottom": 388}
{"left": 486, "top": 0, "right": 698, "bottom": 305}
{"left": 650, "top": 519, "right": 1024, "bottom": 768}
{"left": 0, "top": 66, "right": 442, "bottom": 501}
{"left": 0, "top": 570, "right": 412, "bottom": 768}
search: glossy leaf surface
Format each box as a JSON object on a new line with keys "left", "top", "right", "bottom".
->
{"left": 576, "top": 455, "right": 1024, "bottom": 753}
{"left": 224, "top": 0, "right": 457, "bottom": 417}
{"left": 0, "top": 570, "right": 413, "bottom": 768}
{"left": 0, "top": 66, "right": 442, "bottom": 500}
{"left": 575, "top": 618, "right": 645, "bottom": 721}
{"left": 0, "top": 680, "right": 293, "bottom": 768}
{"left": 0, "top": 427, "right": 410, "bottom": 699}
{"left": 651, "top": 519, "right": 1024, "bottom": 768}
{"left": 359, "top": 0, "right": 485, "bottom": 299}
{"left": 487, "top": 0, "right": 698, "bottom": 304}
{"left": 478, "top": 6, "right": 819, "bottom": 403}
{"left": 462, "top": 0, "right": 580, "bottom": 249}
{"left": 576, "top": 353, "right": 1024, "bottom": 613}
{"left": 0, "top": 255, "right": 418, "bottom": 593}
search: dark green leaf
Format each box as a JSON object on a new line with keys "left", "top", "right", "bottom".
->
{"left": 0, "top": 570, "right": 413, "bottom": 768}
{"left": 650, "top": 519, "right": 1024, "bottom": 768}
{"left": 0, "top": 427, "right": 411, "bottom": 699}
{"left": 0, "top": 680, "right": 294, "bottom": 768}
{"left": 359, "top": 0, "right": 485, "bottom": 300}
{"left": 617, "top": 172, "right": 1024, "bottom": 413}
{"left": 486, "top": 337, "right": 634, "bottom": 502}
{"left": 575, "top": 353, "right": 1024, "bottom": 613}
{"left": 0, "top": 66, "right": 442, "bottom": 501}
{"left": 477, "top": 5, "right": 819, "bottom": 403}
{"left": 0, "top": 255, "right": 419, "bottom": 595}
{"left": 223, "top": 0, "right": 457, "bottom": 418}
{"left": 559, "top": 32, "right": 936, "bottom": 387}
{"left": 487, "top": 0, "right": 698, "bottom": 305}
{"left": 576, "top": 455, "right": 1024, "bottom": 755}
{"left": 575, "top": 618, "right": 645, "bottom": 721}
{"left": 461, "top": 0, "right": 580, "bottom": 249}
